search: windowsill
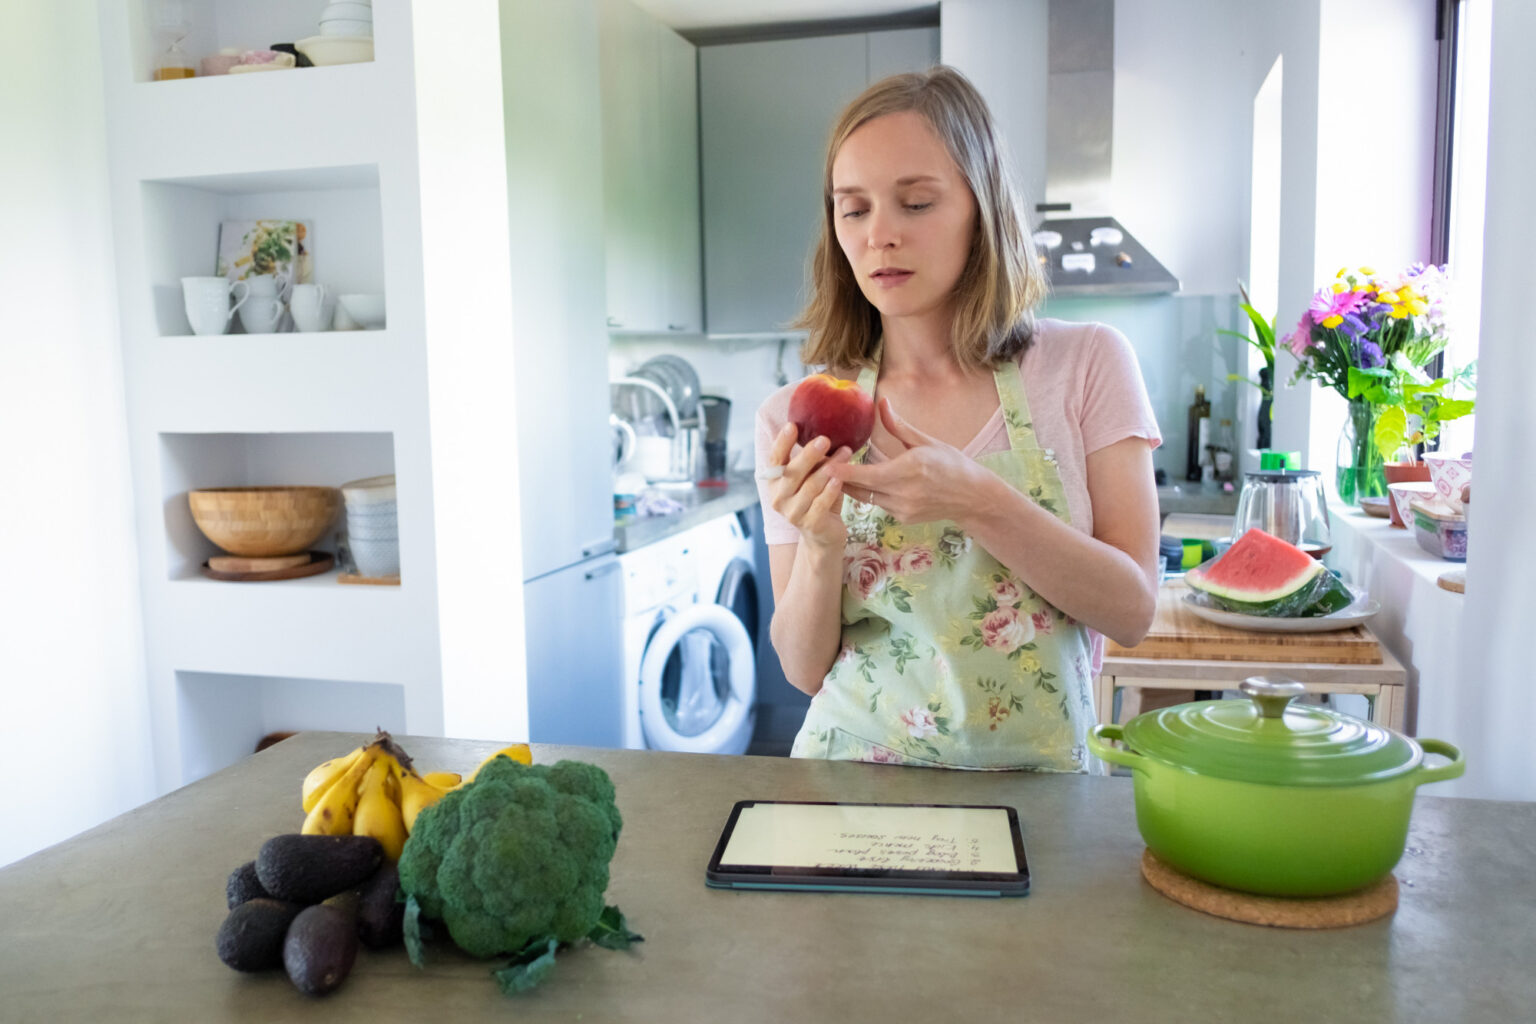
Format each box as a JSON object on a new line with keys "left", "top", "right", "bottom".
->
{"left": 1326, "top": 502, "right": 1466, "bottom": 762}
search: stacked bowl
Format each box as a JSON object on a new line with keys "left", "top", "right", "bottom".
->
{"left": 320, "top": 0, "right": 373, "bottom": 36}
{"left": 341, "top": 474, "right": 399, "bottom": 578}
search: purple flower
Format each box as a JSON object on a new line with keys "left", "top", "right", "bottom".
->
{"left": 1355, "top": 339, "right": 1384, "bottom": 368}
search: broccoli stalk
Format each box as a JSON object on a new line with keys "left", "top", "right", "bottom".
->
{"left": 397, "top": 756, "right": 640, "bottom": 994}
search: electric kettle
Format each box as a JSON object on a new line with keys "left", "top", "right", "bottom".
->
{"left": 1231, "top": 469, "right": 1333, "bottom": 557}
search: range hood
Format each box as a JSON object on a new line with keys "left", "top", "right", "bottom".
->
{"left": 1034, "top": 0, "right": 1179, "bottom": 296}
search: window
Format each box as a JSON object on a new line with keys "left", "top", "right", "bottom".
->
{"left": 1434, "top": 0, "right": 1491, "bottom": 457}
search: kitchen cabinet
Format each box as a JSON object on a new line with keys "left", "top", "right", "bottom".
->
{"left": 699, "top": 28, "right": 939, "bottom": 335}
{"left": 599, "top": 0, "right": 702, "bottom": 334}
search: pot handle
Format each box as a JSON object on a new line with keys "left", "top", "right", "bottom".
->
{"left": 1087, "top": 724, "right": 1144, "bottom": 771}
{"left": 1412, "top": 738, "right": 1466, "bottom": 787}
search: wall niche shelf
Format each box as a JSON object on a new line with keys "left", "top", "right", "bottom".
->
{"left": 140, "top": 163, "right": 385, "bottom": 338}
{"left": 160, "top": 430, "right": 395, "bottom": 580}
{"left": 132, "top": 0, "right": 379, "bottom": 85}
{"left": 177, "top": 670, "right": 405, "bottom": 781}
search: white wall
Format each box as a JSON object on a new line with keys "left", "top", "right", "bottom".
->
{"left": 0, "top": 4, "right": 156, "bottom": 866}
{"left": 1456, "top": 0, "right": 1535, "bottom": 802}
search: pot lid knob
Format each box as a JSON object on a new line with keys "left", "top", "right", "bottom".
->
{"left": 1240, "top": 677, "right": 1306, "bottom": 719}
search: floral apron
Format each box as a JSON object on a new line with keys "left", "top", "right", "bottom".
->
{"left": 790, "top": 353, "right": 1095, "bottom": 771}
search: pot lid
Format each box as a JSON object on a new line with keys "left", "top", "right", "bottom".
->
{"left": 1121, "top": 678, "right": 1422, "bottom": 786}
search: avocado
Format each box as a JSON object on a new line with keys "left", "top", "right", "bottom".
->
{"left": 356, "top": 862, "right": 404, "bottom": 949}
{"left": 283, "top": 892, "right": 361, "bottom": 996}
{"left": 255, "top": 834, "right": 382, "bottom": 904}
{"left": 226, "top": 860, "right": 271, "bottom": 909}
{"left": 215, "top": 898, "right": 304, "bottom": 971}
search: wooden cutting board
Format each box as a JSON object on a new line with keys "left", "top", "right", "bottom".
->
{"left": 1108, "top": 585, "right": 1382, "bottom": 664}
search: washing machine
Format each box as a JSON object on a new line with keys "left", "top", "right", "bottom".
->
{"left": 693, "top": 511, "right": 762, "bottom": 658}
{"left": 619, "top": 521, "right": 756, "bottom": 754}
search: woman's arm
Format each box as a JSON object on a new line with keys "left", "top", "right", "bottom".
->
{"left": 831, "top": 400, "right": 1160, "bottom": 648}
{"left": 760, "top": 425, "right": 854, "bottom": 696}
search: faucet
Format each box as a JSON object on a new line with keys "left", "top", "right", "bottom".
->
{"left": 610, "top": 377, "right": 689, "bottom": 483}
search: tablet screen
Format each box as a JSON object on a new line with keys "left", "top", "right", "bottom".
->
{"left": 708, "top": 801, "right": 1028, "bottom": 895}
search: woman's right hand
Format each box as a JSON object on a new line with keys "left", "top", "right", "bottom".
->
{"left": 764, "top": 423, "right": 851, "bottom": 552}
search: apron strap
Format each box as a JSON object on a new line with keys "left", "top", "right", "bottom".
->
{"left": 992, "top": 358, "right": 1038, "bottom": 451}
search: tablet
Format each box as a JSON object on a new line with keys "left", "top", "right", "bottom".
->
{"left": 705, "top": 800, "right": 1029, "bottom": 897}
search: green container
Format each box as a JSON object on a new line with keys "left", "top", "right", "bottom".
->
{"left": 1087, "top": 678, "right": 1464, "bottom": 896}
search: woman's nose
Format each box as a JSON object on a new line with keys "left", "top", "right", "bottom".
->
{"left": 865, "top": 207, "right": 899, "bottom": 250}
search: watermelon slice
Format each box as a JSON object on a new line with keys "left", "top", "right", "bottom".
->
{"left": 1186, "top": 528, "right": 1325, "bottom": 615}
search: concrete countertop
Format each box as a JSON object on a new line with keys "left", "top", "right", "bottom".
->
{"left": 2, "top": 731, "right": 1529, "bottom": 1022}
{"left": 614, "top": 471, "right": 761, "bottom": 552}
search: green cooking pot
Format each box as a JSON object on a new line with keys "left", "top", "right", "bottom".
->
{"left": 1087, "top": 677, "right": 1464, "bottom": 897}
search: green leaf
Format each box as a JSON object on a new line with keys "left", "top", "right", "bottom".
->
{"left": 587, "top": 905, "right": 644, "bottom": 950}
{"left": 1436, "top": 398, "right": 1475, "bottom": 421}
{"left": 403, "top": 894, "right": 431, "bottom": 969}
{"left": 494, "top": 938, "right": 560, "bottom": 995}
{"left": 1373, "top": 405, "right": 1407, "bottom": 461}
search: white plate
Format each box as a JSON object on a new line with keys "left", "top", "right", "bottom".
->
{"left": 1182, "top": 591, "right": 1381, "bottom": 633}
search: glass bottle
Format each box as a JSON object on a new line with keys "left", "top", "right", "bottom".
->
{"left": 152, "top": 0, "right": 196, "bottom": 80}
{"left": 1185, "top": 385, "right": 1210, "bottom": 482}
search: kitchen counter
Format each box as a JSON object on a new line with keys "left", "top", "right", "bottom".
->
{"left": 2, "top": 732, "right": 1530, "bottom": 1022}
{"left": 1157, "top": 479, "right": 1240, "bottom": 516}
{"left": 614, "top": 471, "right": 761, "bottom": 552}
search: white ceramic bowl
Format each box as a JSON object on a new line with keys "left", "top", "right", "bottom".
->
{"left": 349, "top": 534, "right": 400, "bottom": 577}
{"left": 319, "top": 19, "right": 374, "bottom": 37}
{"left": 295, "top": 35, "right": 375, "bottom": 67}
{"left": 338, "top": 293, "right": 385, "bottom": 329}
{"left": 1422, "top": 451, "right": 1472, "bottom": 511}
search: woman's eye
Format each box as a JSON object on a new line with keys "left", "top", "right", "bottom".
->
{"left": 905, "top": 202, "right": 932, "bottom": 212}
{"left": 841, "top": 209, "right": 867, "bottom": 219}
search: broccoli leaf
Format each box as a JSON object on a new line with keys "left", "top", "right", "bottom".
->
{"left": 494, "top": 938, "right": 560, "bottom": 995}
{"left": 403, "top": 895, "right": 433, "bottom": 968}
{"left": 587, "top": 905, "right": 644, "bottom": 950}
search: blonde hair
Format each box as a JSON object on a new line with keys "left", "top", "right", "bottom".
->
{"left": 795, "top": 66, "right": 1046, "bottom": 373}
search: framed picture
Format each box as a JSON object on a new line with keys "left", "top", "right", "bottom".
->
{"left": 215, "top": 219, "right": 312, "bottom": 300}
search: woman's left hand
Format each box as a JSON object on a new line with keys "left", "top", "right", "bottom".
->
{"left": 827, "top": 398, "right": 990, "bottom": 524}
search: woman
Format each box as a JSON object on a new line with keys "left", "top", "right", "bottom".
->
{"left": 753, "top": 66, "right": 1162, "bottom": 772}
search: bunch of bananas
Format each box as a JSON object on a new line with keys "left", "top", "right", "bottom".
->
{"left": 299, "top": 731, "right": 533, "bottom": 861}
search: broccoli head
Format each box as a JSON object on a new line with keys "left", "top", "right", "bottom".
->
{"left": 398, "top": 756, "right": 623, "bottom": 958}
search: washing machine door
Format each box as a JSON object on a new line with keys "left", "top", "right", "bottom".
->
{"left": 638, "top": 604, "right": 755, "bottom": 754}
{"left": 714, "top": 557, "right": 759, "bottom": 652}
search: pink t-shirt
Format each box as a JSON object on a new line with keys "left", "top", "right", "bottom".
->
{"left": 754, "top": 318, "right": 1163, "bottom": 545}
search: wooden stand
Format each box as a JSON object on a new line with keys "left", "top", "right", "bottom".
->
{"left": 337, "top": 573, "right": 401, "bottom": 586}
{"left": 1140, "top": 849, "right": 1398, "bottom": 929}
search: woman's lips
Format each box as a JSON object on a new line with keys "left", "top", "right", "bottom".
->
{"left": 871, "top": 269, "right": 913, "bottom": 289}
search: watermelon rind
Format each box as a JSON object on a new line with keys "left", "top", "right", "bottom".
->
{"left": 1186, "top": 528, "right": 1324, "bottom": 611}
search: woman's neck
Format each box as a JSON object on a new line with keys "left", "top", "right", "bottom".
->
{"left": 878, "top": 307, "right": 972, "bottom": 385}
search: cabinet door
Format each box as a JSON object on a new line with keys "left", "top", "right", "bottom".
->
{"left": 700, "top": 35, "right": 869, "bottom": 335}
{"left": 525, "top": 556, "right": 626, "bottom": 748}
{"left": 510, "top": 0, "right": 616, "bottom": 580}
{"left": 867, "top": 27, "right": 940, "bottom": 80}
{"left": 599, "top": 0, "right": 662, "bottom": 331}
{"left": 658, "top": 26, "right": 702, "bottom": 334}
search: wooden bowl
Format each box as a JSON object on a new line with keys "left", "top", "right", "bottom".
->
{"left": 188, "top": 486, "right": 341, "bottom": 557}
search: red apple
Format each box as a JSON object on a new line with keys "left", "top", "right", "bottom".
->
{"left": 789, "top": 374, "right": 876, "bottom": 452}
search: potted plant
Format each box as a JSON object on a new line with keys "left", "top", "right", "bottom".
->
{"left": 1219, "top": 282, "right": 1276, "bottom": 450}
{"left": 1281, "top": 263, "right": 1472, "bottom": 505}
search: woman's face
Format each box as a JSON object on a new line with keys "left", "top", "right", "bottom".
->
{"left": 830, "top": 110, "right": 978, "bottom": 324}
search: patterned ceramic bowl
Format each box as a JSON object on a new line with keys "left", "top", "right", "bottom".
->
{"left": 1423, "top": 452, "right": 1472, "bottom": 511}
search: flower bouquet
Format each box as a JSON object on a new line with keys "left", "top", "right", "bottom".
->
{"left": 1283, "top": 263, "right": 1475, "bottom": 504}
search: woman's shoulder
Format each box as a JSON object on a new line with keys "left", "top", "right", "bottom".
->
{"left": 1018, "top": 318, "right": 1132, "bottom": 377}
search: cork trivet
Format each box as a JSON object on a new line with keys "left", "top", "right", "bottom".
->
{"left": 1437, "top": 569, "right": 1465, "bottom": 594}
{"left": 208, "top": 552, "right": 311, "bottom": 573}
{"left": 1140, "top": 849, "right": 1398, "bottom": 929}
{"left": 337, "top": 573, "right": 401, "bottom": 586}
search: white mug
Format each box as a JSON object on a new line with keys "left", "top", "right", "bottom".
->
{"left": 290, "top": 283, "right": 332, "bottom": 332}
{"left": 238, "top": 274, "right": 286, "bottom": 334}
{"left": 182, "top": 276, "right": 250, "bottom": 336}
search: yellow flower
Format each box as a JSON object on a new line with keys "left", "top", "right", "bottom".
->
{"left": 1359, "top": 265, "right": 1376, "bottom": 275}
{"left": 1335, "top": 266, "right": 1348, "bottom": 278}
{"left": 1331, "top": 282, "right": 1348, "bottom": 294}
{"left": 882, "top": 527, "right": 905, "bottom": 550}
{"left": 1321, "top": 314, "right": 1344, "bottom": 328}
{"left": 1376, "top": 290, "right": 1400, "bottom": 305}
{"left": 1020, "top": 651, "right": 1041, "bottom": 673}
{"left": 1406, "top": 297, "right": 1428, "bottom": 316}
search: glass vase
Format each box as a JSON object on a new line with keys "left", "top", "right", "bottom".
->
{"left": 1336, "top": 399, "right": 1387, "bottom": 506}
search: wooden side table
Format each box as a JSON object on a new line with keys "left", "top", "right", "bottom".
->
{"left": 1098, "top": 583, "right": 1409, "bottom": 731}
